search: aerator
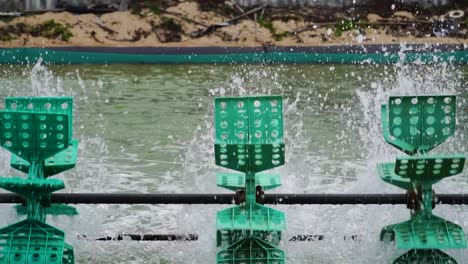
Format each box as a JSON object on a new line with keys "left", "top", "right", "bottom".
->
{"left": 214, "top": 96, "right": 286, "bottom": 264}
{"left": 378, "top": 95, "right": 466, "bottom": 264}
{"left": 0, "top": 97, "right": 78, "bottom": 264}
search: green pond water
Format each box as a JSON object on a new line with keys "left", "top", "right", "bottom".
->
{"left": 0, "top": 62, "right": 466, "bottom": 263}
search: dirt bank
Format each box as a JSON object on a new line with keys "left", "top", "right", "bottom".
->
{"left": 0, "top": 1, "right": 466, "bottom": 47}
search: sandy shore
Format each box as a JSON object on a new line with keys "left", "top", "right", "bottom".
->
{"left": 0, "top": 2, "right": 466, "bottom": 48}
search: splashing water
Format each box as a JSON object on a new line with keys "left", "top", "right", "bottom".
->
{"left": 0, "top": 61, "right": 465, "bottom": 263}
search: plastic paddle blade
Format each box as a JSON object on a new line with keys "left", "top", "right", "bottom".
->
{"left": 255, "top": 173, "right": 281, "bottom": 190}
{"left": 381, "top": 104, "right": 417, "bottom": 155}
{"left": 214, "top": 96, "right": 284, "bottom": 145}
{"left": 0, "top": 111, "right": 70, "bottom": 163}
{"left": 0, "top": 219, "right": 69, "bottom": 264}
{"left": 0, "top": 177, "right": 64, "bottom": 197}
{"left": 217, "top": 237, "right": 285, "bottom": 264}
{"left": 388, "top": 213, "right": 466, "bottom": 249}
{"left": 216, "top": 172, "right": 281, "bottom": 192}
{"left": 11, "top": 139, "right": 79, "bottom": 177}
{"left": 217, "top": 172, "right": 245, "bottom": 191}
{"left": 377, "top": 162, "right": 411, "bottom": 190}
{"left": 15, "top": 204, "right": 78, "bottom": 216}
{"left": 393, "top": 249, "right": 457, "bottom": 264}
{"left": 384, "top": 95, "right": 456, "bottom": 153}
{"left": 214, "top": 143, "right": 285, "bottom": 173}
{"left": 395, "top": 155, "right": 465, "bottom": 183}
{"left": 217, "top": 203, "right": 285, "bottom": 232}
{"left": 214, "top": 96, "right": 285, "bottom": 172}
{"left": 62, "top": 243, "right": 75, "bottom": 264}
{"left": 5, "top": 97, "right": 74, "bottom": 139}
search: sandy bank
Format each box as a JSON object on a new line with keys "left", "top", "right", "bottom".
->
{"left": 0, "top": 2, "right": 466, "bottom": 48}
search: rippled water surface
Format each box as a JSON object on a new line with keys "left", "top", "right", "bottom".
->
{"left": 0, "top": 62, "right": 466, "bottom": 263}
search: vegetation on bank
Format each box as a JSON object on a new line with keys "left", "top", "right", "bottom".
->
{"left": 0, "top": 1, "right": 465, "bottom": 45}
{"left": 0, "top": 20, "right": 73, "bottom": 42}
{"left": 125, "top": 1, "right": 466, "bottom": 43}
{"left": 257, "top": 18, "right": 289, "bottom": 41}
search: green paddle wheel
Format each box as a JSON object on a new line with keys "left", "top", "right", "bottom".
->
{"left": 0, "top": 97, "right": 78, "bottom": 264}
{"left": 378, "top": 95, "right": 466, "bottom": 264}
{"left": 214, "top": 96, "right": 286, "bottom": 264}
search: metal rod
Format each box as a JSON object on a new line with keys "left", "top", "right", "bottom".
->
{"left": 82, "top": 234, "right": 363, "bottom": 242}
{"left": 0, "top": 193, "right": 467, "bottom": 205}
{"left": 79, "top": 234, "right": 199, "bottom": 241}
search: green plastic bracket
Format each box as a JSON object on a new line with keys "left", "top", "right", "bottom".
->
{"left": 378, "top": 95, "right": 466, "bottom": 264}
{"left": 0, "top": 97, "right": 77, "bottom": 264}
{"left": 214, "top": 96, "right": 286, "bottom": 264}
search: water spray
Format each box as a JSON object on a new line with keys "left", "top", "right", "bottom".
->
{"left": 0, "top": 95, "right": 465, "bottom": 264}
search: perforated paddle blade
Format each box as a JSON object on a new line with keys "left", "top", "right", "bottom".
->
{"left": 217, "top": 172, "right": 245, "bottom": 191}
{"left": 394, "top": 155, "right": 465, "bottom": 183}
{"left": 5, "top": 97, "right": 74, "bottom": 139}
{"left": 214, "top": 96, "right": 284, "bottom": 173}
{"left": 378, "top": 163, "right": 411, "bottom": 190}
{"left": 215, "top": 144, "right": 285, "bottom": 173}
{"left": 15, "top": 204, "right": 78, "bottom": 216}
{"left": 393, "top": 249, "right": 457, "bottom": 264}
{"left": 0, "top": 219, "right": 74, "bottom": 264}
{"left": 217, "top": 203, "right": 285, "bottom": 232}
{"left": 0, "top": 177, "right": 64, "bottom": 198}
{"left": 11, "top": 139, "right": 78, "bottom": 177}
{"left": 217, "top": 172, "right": 282, "bottom": 191}
{"left": 255, "top": 173, "right": 281, "bottom": 190}
{"left": 0, "top": 111, "right": 70, "bottom": 163}
{"left": 217, "top": 237, "right": 285, "bottom": 264}
{"left": 382, "top": 95, "right": 456, "bottom": 154}
{"left": 380, "top": 213, "right": 466, "bottom": 250}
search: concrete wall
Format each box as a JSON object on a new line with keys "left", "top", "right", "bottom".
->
{"left": 235, "top": 0, "right": 450, "bottom": 7}
{"left": 0, "top": 0, "right": 23, "bottom": 11}
{"left": 25, "top": 0, "right": 57, "bottom": 10}
{"left": 59, "top": 0, "right": 119, "bottom": 7}
{"left": 236, "top": 0, "right": 370, "bottom": 8}
{"left": 0, "top": 0, "right": 120, "bottom": 11}
{"left": 0, "top": 0, "right": 453, "bottom": 12}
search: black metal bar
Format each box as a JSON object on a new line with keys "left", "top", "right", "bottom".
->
{"left": 83, "top": 234, "right": 199, "bottom": 241}
{"left": 52, "top": 193, "right": 235, "bottom": 204}
{"left": 263, "top": 194, "right": 408, "bottom": 205}
{"left": 82, "top": 234, "right": 361, "bottom": 242}
{"left": 0, "top": 193, "right": 467, "bottom": 205}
